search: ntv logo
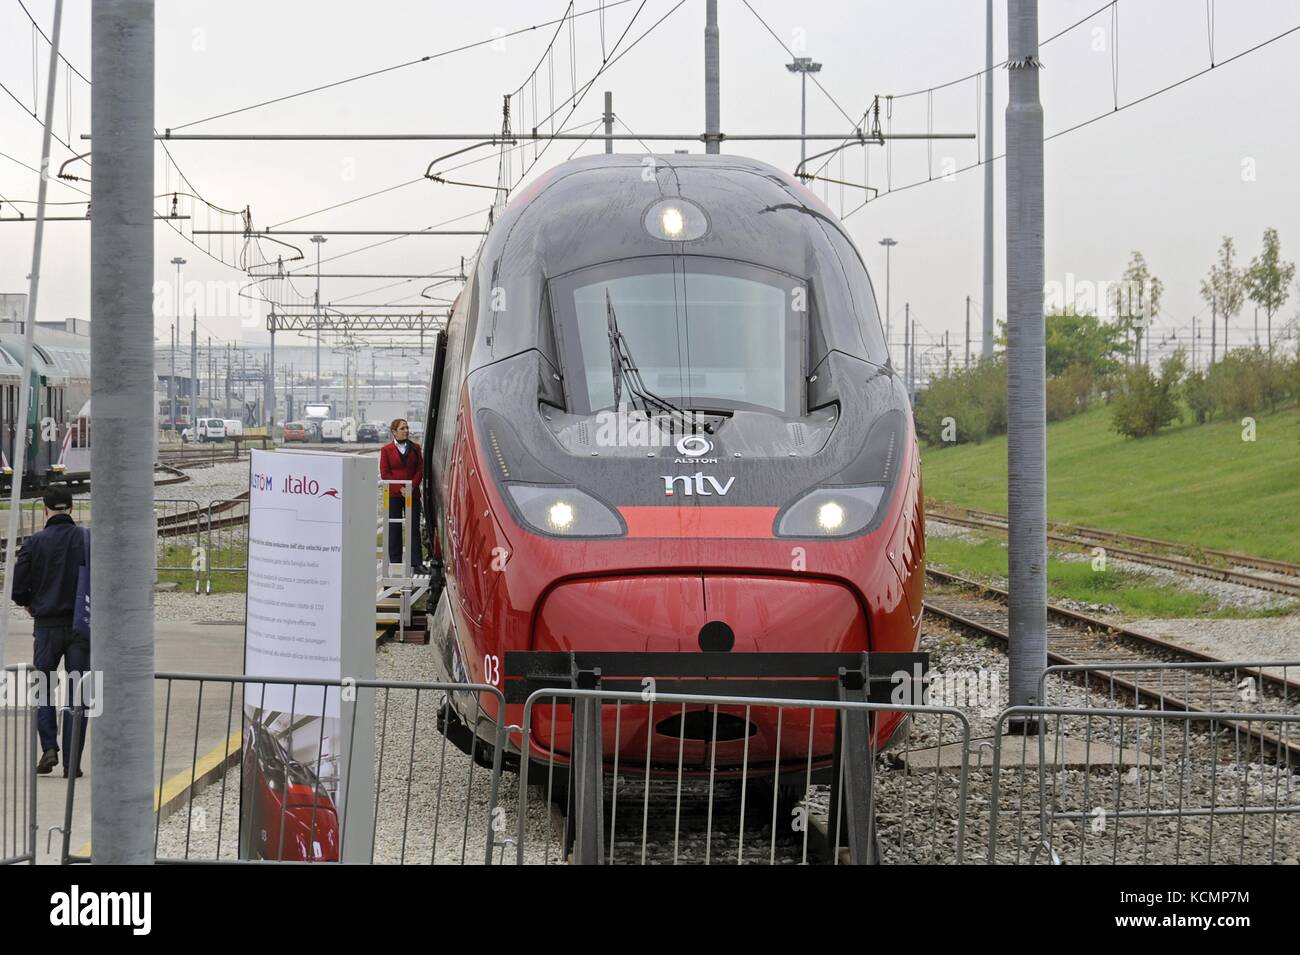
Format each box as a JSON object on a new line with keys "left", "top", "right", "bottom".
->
{"left": 49, "top": 885, "right": 151, "bottom": 935}
{"left": 662, "top": 435, "right": 733, "bottom": 496}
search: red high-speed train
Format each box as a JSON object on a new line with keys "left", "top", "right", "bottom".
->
{"left": 422, "top": 153, "right": 924, "bottom": 776}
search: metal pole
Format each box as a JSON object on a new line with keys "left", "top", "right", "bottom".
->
{"left": 169, "top": 322, "right": 175, "bottom": 430}
{"left": 1211, "top": 295, "right": 1217, "bottom": 366}
{"left": 603, "top": 91, "right": 614, "bottom": 154}
{"left": 190, "top": 308, "right": 197, "bottom": 421}
{"left": 207, "top": 335, "right": 212, "bottom": 416}
{"left": 965, "top": 295, "right": 971, "bottom": 368}
{"left": 90, "top": 0, "right": 155, "bottom": 862}
{"left": 312, "top": 235, "right": 326, "bottom": 401}
{"left": 982, "top": 0, "right": 995, "bottom": 359}
{"left": 800, "top": 71, "right": 808, "bottom": 171}
{"left": 0, "top": 0, "right": 63, "bottom": 677}
{"left": 903, "top": 303, "right": 911, "bottom": 399}
{"left": 267, "top": 329, "right": 276, "bottom": 430}
{"left": 879, "top": 238, "right": 897, "bottom": 365}
{"left": 1254, "top": 306, "right": 1258, "bottom": 348}
{"left": 704, "top": 0, "right": 720, "bottom": 154}
{"left": 1005, "top": 0, "right": 1046, "bottom": 724}
{"left": 1192, "top": 315, "right": 1197, "bottom": 372}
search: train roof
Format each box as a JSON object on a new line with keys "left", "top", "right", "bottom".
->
{"left": 462, "top": 152, "right": 888, "bottom": 374}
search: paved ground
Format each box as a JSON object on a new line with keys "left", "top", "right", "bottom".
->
{"left": 3, "top": 611, "right": 244, "bottom": 863}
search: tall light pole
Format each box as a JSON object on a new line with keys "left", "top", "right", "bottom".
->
{"left": 170, "top": 256, "right": 184, "bottom": 429}
{"left": 1005, "top": 0, "right": 1046, "bottom": 725}
{"left": 311, "top": 235, "right": 327, "bottom": 403}
{"left": 982, "top": 0, "right": 995, "bottom": 359}
{"left": 879, "top": 237, "right": 898, "bottom": 365}
{"left": 786, "top": 57, "right": 822, "bottom": 176}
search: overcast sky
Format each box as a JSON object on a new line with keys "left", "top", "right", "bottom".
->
{"left": 2, "top": 0, "right": 1298, "bottom": 367}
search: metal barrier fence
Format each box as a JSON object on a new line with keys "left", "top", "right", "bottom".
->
{"left": 0, "top": 499, "right": 92, "bottom": 557}
{"left": 515, "top": 688, "right": 972, "bottom": 865}
{"left": 25, "top": 669, "right": 1300, "bottom": 865}
{"left": 151, "top": 673, "right": 507, "bottom": 864}
{"left": 0, "top": 665, "right": 38, "bottom": 865}
{"left": 155, "top": 498, "right": 203, "bottom": 593}
{"left": 984, "top": 705, "right": 1300, "bottom": 865}
{"left": 204, "top": 498, "right": 250, "bottom": 592}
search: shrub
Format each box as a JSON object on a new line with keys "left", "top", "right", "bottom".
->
{"left": 1046, "top": 363, "right": 1095, "bottom": 421}
{"left": 1208, "top": 347, "right": 1291, "bottom": 416}
{"left": 1183, "top": 370, "right": 1215, "bottom": 424}
{"left": 915, "top": 356, "right": 1007, "bottom": 446}
{"left": 1110, "top": 354, "right": 1183, "bottom": 438}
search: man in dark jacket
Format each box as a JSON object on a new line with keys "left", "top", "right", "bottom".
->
{"left": 12, "top": 486, "right": 88, "bottom": 777}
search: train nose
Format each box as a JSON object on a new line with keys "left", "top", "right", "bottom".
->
{"left": 529, "top": 574, "right": 867, "bottom": 769}
{"left": 532, "top": 574, "right": 868, "bottom": 655}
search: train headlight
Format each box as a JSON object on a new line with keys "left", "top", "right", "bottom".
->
{"left": 643, "top": 197, "right": 709, "bottom": 241}
{"left": 817, "top": 501, "right": 845, "bottom": 532}
{"left": 547, "top": 501, "right": 575, "bottom": 531}
{"left": 507, "top": 484, "right": 625, "bottom": 538}
{"left": 774, "top": 485, "right": 887, "bottom": 538}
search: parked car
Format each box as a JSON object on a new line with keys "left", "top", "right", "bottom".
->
{"left": 320, "top": 419, "right": 344, "bottom": 443}
{"left": 223, "top": 419, "right": 244, "bottom": 438}
{"left": 356, "top": 421, "right": 389, "bottom": 443}
{"left": 282, "top": 421, "right": 308, "bottom": 443}
{"left": 195, "top": 418, "right": 226, "bottom": 442}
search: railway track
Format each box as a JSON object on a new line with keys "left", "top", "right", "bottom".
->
{"left": 928, "top": 503, "right": 1300, "bottom": 600}
{"left": 924, "top": 567, "right": 1300, "bottom": 762}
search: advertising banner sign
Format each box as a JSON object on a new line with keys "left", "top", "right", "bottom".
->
{"left": 240, "top": 449, "right": 376, "bottom": 862}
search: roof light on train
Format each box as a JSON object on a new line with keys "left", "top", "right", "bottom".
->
{"left": 547, "top": 501, "right": 576, "bottom": 531}
{"left": 817, "top": 501, "right": 845, "bottom": 532}
{"left": 643, "top": 197, "right": 708, "bottom": 241}
{"left": 660, "top": 206, "right": 685, "bottom": 238}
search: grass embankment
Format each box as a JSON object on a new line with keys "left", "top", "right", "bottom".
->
{"left": 925, "top": 536, "right": 1292, "bottom": 620}
{"left": 921, "top": 403, "right": 1300, "bottom": 563}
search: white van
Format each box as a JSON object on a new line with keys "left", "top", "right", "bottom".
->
{"left": 196, "top": 418, "right": 226, "bottom": 442}
{"left": 320, "top": 419, "right": 344, "bottom": 443}
{"left": 223, "top": 419, "right": 243, "bottom": 438}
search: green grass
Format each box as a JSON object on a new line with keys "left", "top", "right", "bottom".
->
{"left": 926, "top": 535, "right": 1294, "bottom": 620}
{"left": 921, "top": 403, "right": 1300, "bottom": 563}
{"left": 157, "top": 543, "right": 246, "bottom": 594}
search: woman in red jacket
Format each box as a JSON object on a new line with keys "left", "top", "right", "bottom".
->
{"left": 378, "top": 418, "right": 426, "bottom": 573}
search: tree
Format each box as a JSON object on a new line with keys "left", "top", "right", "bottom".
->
{"left": 1245, "top": 227, "right": 1296, "bottom": 355}
{"left": 1200, "top": 237, "right": 1246, "bottom": 360}
{"left": 1111, "top": 251, "right": 1163, "bottom": 365}
{"left": 1045, "top": 310, "right": 1125, "bottom": 378}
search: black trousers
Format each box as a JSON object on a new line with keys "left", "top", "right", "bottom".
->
{"left": 387, "top": 494, "right": 423, "bottom": 566}
{"left": 33, "top": 624, "right": 90, "bottom": 769}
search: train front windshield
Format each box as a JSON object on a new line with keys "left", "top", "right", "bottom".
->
{"left": 552, "top": 257, "right": 805, "bottom": 417}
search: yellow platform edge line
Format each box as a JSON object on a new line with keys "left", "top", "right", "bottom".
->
{"left": 74, "top": 727, "right": 243, "bottom": 860}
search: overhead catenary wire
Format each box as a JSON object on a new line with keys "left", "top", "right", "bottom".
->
{"left": 169, "top": 0, "right": 641, "bottom": 132}
{"left": 841, "top": 17, "right": 1300, "bottom": 220}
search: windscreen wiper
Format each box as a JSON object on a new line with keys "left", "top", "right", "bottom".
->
{"left": 605, "top": 290, "right": 700, "bottom": 434}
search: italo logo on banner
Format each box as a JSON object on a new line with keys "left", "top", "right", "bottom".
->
{"left": 251, "top": 472, "right": 338, "bottom": 498}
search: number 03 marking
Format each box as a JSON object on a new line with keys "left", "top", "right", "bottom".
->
{"left": 483, "top": 654, "right": 501, "bottom": 686}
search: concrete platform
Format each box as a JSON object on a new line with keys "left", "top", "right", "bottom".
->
{"left": 894, "top": 735, "right": 1161, "bottom": 773}
{"left": 3, "top": 612, "right": 244, "bottom": 863}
